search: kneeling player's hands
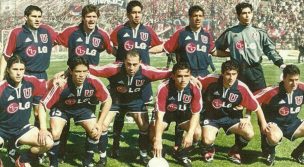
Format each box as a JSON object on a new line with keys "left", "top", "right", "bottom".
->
{"left": 91, "top": 124, "right": 102, "bottom": 139}
{"left": 182, "top": 134, "right": 193, "bottom": 149}
{"left": 153, "top": 139, "right": 163, "bottom": 158}
{"left": 38, "top": 129, "right": 52, "bottom": 146}
{"left": 239, "top": 117, "right": 251, "bottom": 129}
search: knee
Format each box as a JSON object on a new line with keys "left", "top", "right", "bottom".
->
{"left": 266, "top": 130, "right": 282, "bottom": 145}
{"left": 243, "top": 127, "right": 254, "bottom": 140}
{"left": 102, "top": 124, "right": 109, "bottom": 131}
{"left": 202, "top": 135, "right": 215, "bottom": 145}
{"left": 45, "top": 137, "right": 54, "bottom": 150}
{"left": 51, "top": 130, "right": 62, "bottom": 140}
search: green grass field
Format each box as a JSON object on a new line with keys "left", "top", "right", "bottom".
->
{"left": 1, "top": 55, "right": 304, "bottom": 167}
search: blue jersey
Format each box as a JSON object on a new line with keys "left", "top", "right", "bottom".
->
{"left": 3, "top": 24, "right": 57, "bottom": 72}
{"left": 0, "top": 75, "right": 46, "bottom": 131}
{"left": 56, "top": 23, "right": 112, "bottom": 65}
{"left": 42, "top": 74, "right": 110, "bottom": 115}
{"left": 110, "top": 22, "right": 162, "bottom": 64}
{"left": 255, "top": 82, "right": 304, "bottom": 125}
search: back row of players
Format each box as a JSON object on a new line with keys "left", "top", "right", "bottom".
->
{"left": 0, "top": 1, "right": 303, "bottom": 167}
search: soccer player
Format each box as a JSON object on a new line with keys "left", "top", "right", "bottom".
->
{"left": 255, "top": 64, "right": 304, "bottom": 166}
{"left": 152, "top": 62, "right": 202, "bottom": 167}
{"left": 199, "top": 60, "right": 267, "bottom": 164}
{"left": 110, "top": 0, "right": 162, "bottom": 159}
{"left": 40, "top": 57, "right": 112, "bottom": 167}
{"left": 89, "top": 49, "right": 172, "bottom": 165}
{"left": 0, "top": 55, "right": 53, "bottom": 167}
{"left": 0, "top": 5, "right": 57, "bottom": 163}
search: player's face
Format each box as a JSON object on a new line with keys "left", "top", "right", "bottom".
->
{"left": 7, "top": 63, "right": 25, "bottom": 86}
{"left": 222, "top": 70, "right": 238, "bottom": 88}
{"left": 238, "top": 7, "right": 253, "bottom": 25}
{"left": 283, "top": 74, "right": 300, "bottom": 93}
{"left": 127, "top": 6, "right": 142, "bottom": 27}
{"left": 124, "top": 55, "right": 141, "bottom": 76}
{"left": 189, "top": 10, "right": 204, "bottom": 30}
{"left": 25, "top": 10, "right": 42, "bottom": 30}
{"left": 70, "top": 64, "right": 89, "bottom": 87}
{"left": 173, "top": 69, "right": 191, "bottom": 90}
{"left": 83, "top": 12, "right": 98, "bottom": 32}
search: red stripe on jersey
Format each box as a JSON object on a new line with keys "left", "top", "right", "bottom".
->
{"left": 97, "top": 28, "right": 113, "bottom": 54}
{"left": 42, "top": 84, "right": 65, "bottom": 110}
{"left": 40, "top": 24, "right": 58, "bottom": 43}
{"left": 254, "top": 86, "right": 279, "bottom": 105}
{"left": 163, "top": 28, "right": 184, "bottom": 53}
{"left": 110, "top": 24, "right": 124, "bottom": 47}
{"left": 207, "top": 31, "right": 215, "bottom": 53}
{"left": 0, "top": 81, "right": 8, "bottom": 97}
{"left": 3, "top": 27, "right": 22, "bottom": 58}
{"left": 141, "top": 64, "right": 171, "bottom": 81}
{"left": 87, "top": 75, "right": 110, "bottom": 102}
{"left": 198, "top": 74, "right": 219, "bottom": 91}
{"left": 189, "top": 81, "right": 203, "bottom": 113}
{"left": 146, "top": 26, "right": 162, "bottom": 46}
{"left": 23, "top": 75, "right": 47, "bottom": 97}
{"left": 89, "top": 63, "right": 121, "bottom": 78}
{"left": 237, "top": 81, "right": 259, "bottom": 111}
{"left": 56, "top": 26, "right": 79, "bottom": 47}
{"left": 155, "top": 80, "right": 170, "bottom": 112}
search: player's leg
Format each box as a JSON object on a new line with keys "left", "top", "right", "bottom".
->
{"left": 289, "top": 120, "right": 304, "bottom": 164}
{"left": 97, "top": 111, "right": 117, "bottom": 167}
{"left": 130, "top": 112, "right": 150, "bottom": 165}
{"left": 58, "top": 120, "right": 70, "bottom": 162}
{"left": 0, "top": 136, "right": 4, "bottom": 166}
{"left": 200, "top": 123, "right": 219, "bottom": 162}
{"left": 111, "top": 111, "right": 125, "bottom": 158}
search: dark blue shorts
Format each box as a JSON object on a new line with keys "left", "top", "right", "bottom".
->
{"left": 50, "top": 107, "right": 96, "bottom": 124}
{"left": 111, "top": 100, "right": 148, "bottom": 113}
{"left": 275, "top": 119, "right": 303, "bottom": 141}
{"left": 201, "top": 116, "right": 240, "bottom": 135}
{"left": 0, "top": 124, "right": 34, "bottom": 148}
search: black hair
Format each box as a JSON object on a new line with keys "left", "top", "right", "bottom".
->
{"left": 67, "top": 57, "right": 89, "bottom": 71}
{"left": 126, "top": 0, "right": 143, "bottom": 14}
{"left": 24, "top": 5, "right": 42, "bottom": 16}
{"left": 172, "top": 62, "right": 191, "bottom": 75}
{"left": 125, "top": 49, "right": 141, "bottom": 60}
{"left": 283, "top": 64, "right": 300, "bottom": 78}
{"left": 82, "top": 4, "right": 100, "bottom": 18}
{"left": 221, "top": 60, "right": 239, "bottom": 74}
{"left": 235, "top": 2, "right": 253, "bottom": 15}
{"left": 188, "top": 5, "right": 204, "bottom": 17}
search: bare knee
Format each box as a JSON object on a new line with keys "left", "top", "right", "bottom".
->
{"left": 51, "top": 129, "right": 63, "bottom": 140}
{"left": 202, "top": 135, "right": 215, "bottom": 145}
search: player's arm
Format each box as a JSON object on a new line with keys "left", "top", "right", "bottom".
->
{"left": 96, "top": 97, "right": 112, "bottom": 132}
{"left": 254, "top": 106, "right": 267, "bottom": 134}
{"left": 37, "top": 102, "right": 52, "bottom": 146}
{"left": 0, "top": 56, "right": 7, "bottom": 81}
{"left": 153, "top": 110, "right": 165, "bottom": 158}
{"left": 210, "top": 48, "right": 230, "bottom": 57}
{"left": 149, "top": 44, "right": 164, "bottom": 54}
{"left": 183, "top": 113, "right": 199, "bottom": 148}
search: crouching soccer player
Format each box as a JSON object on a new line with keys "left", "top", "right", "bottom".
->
{"left": 152, "top": 62, "right": 202, "bottom": 167}
{"left": 198, "top": 60, "right": 267, "bottom": 164}
{"left": 39, "top": 57, "right": 112, "bottom": 167}
{"left": 255, "top": 64, "right": 304, "bottom": 166}
{"left": 0, "top": 55, "right": 53, "bottom": 167}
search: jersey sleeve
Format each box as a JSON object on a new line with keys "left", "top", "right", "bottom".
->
{"left": 89, "top": 63, "right": 120, "bottom": 78}
{"left": 163, "top": 29, "right": 182, "bottom": 53}
{"left": 88, "top": 75, "right": 110, "bottom": 102}
{"left": 155, "top": 81, "right": 169, "bottom": 112}
{"left": 146, "top": 26, "right": 162, "bottom": 47}
{"left": 56, "top": 26, "right": 77, "bottom": 47}
{"left": 40, "top": 24, "right": 58, "bottom": 44}
{"left": 98, "top": 28, "right": 113, "bottom": 54}
{"left": 207, "top": 31, "right": 215, "bottom": 52}
{"left": 190, "top": 82, "right": 203, "bottom": 113}
{"left": 41, "top": 85, "right": 64, "bottom": 110}
{"left": 3, "top": 28, "right": 22, "bottom": 58}
{"left": 239, "top": 85, "right": 259, "bottom": 111}
{"left": 215, "top": 29, "right": 229, "bottom": 51}
{"left": 141, "top": 64, "right": 171, "bottom": 81}
{"left": 254, "top": 86, "right": 279, "bottom": 105}
{"left": 110, "top": 25, "right": 123, "bottom": 47}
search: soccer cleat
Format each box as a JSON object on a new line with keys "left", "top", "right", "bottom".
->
{"left": 15, "top": 156, "right": 31, "bottom": 167}
{"left": 96, "top": 157, "right": 107, "bottom": 167}
{"left": 139, "top": 154, "right": 150, "bottom": 165}
{"left": 202, "top": 148, "right": 215, "bottom": 162}
{"left": 265, "top": 153, "right": 275, "bottom": 166}
{"left": 8, "top": 148, "right": 19, "bottom": 164}
{"left": 228, "top": 149, "right": 241, "bottom": 164}
{"left": 179, "top": 157, "right": 192, "bottom": 167}
{"left": 291, "top": 149, "right": 304, "bottom": 164}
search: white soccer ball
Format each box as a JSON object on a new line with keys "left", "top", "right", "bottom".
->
{"left": 147, "top": 157, "right": 169, "bottom": 167}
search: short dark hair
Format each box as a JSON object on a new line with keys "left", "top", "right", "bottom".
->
{"left": 221, "top": 60, "right": 239, "bottom": 74}
{"left": 235, "top": 2, "right": 253, "bottom": 15}
{"left": 283, "top": 64, "right": 300, "bottom": 78}
{"left": 188, "top": 5, "right": 204, "bottom": 16}
{"left": 82, "top": 4, "right": 100, "bottom": 18}
{"left": 24, "top": 5, "right": 42, "bottom": 16}
{"left": 125, "top": 49, "right": 141, "bottom": 60}
{"left": 126, "top": 0, "right": 143, "bottom": 14}
{"left": 67, "top": 57, "right": 89, "bottom": 71}
{"left": 172, "top": 62, "right": 191, "bottom": 75}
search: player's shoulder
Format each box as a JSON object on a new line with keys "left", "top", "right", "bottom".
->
{"left": 112, "top": 24, "right": 125, "bottom": 32}
{"left": 157, "top": 79, "right": 170, "bottom": 90}
{"left": 9, "top": 26, "right": 23, "bottom": 35}
{"left": 254, "top": 85, "right": 279, "bottom": 99}
{"left": 61, "top": 25, "right": 79, "bottom": 33}
{"left": 252, "top": 25, "right": 267, "bottom": 33}
{"left": 40, "top": 24, "right": 55, "bottom": 31}
{"left": 23, "top": 75, "right": 40, "bottom": 83}
{"left": 199, "top": 74, "right": 219, "bottom": 82}
{"left": 86, "top": 74, "right": 105, "bottom": 86}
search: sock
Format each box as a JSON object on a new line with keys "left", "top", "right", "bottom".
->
{"left": 261, "top": 134, "right": 276, "bottom": 155}
{"left": 201, "top": 143, "right": 214, "bottom": 154}
{"left": 48, "top": 140, "right": 60, "bottom": 166}
{"left": 293, "top": 140, "right": 304, "bottom": 155}
{"left": 234, "top": 135, "right": 249, "bottom": 151}
{"left": 175, "top": 126, "right": 184, "bottom": 148}
{"left": 59, "top": 121, "right": 70, "bottom": 159}
{"left": 113, "top": 113, "right": 125, "bottom": 149}
{"left": 98, "top": 131, "right": 108, "bottom": 158}
{"left": 139, "top": 130, "right": 149, "bottom": 151}
{"left": 19, "top": 151, "right": 36, "bottom": 163}
{"left": 84, "top": 137, "right": 98, "bottom": 164}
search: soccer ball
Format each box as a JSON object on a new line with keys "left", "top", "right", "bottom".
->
{"left": 147, "top": 157, "right": 169, "bottom": 167}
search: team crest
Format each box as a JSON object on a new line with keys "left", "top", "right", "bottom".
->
{"left": 201, "top": 35, "right": 208, "bottom": 44}
{"left": 26, "top": 45, "right": 37, "bottom": 57}
{"left": 40, "top": 34, "right": 48, "bottom": 43}
{"left": 135, "top": 80, "right": 145, "bottom": 87}
{"left": 251, "top": 32, "right": 259, "bottom": 40}
{"left": 75, "top": 45, "right": 86, "bottom": 56}
{"left": 279, "top": 106, "right": 289, "bottom": 116}
{"left": 92, "top": 37, "right": 101, "bottom": 47}
{"left": 228, "top": 93, "right": 238, "bottom": 103}
{"left": 295, "top": 96, "right": 303, "bottom": 105}
{"left": 116, "top": 86, "right": 128, "bottom": 93}
{"left": 140, "top": 32, "right": 149, "bottom": 41}
{"left": 185, "top": 42, "right": 196, "bottom": 53}
{"left": 167, "top": 103, "right": 177, "bottom": 112}
{"left": 23, "top": 88, "right": 32, "bottom": 99}
{"left": 124, "top": 40, "right": 135, "bottom": 51}
{"left": 235, "top": 40, "right": 245, "bottom": 50}
{"left": 84, "top": 90, "right": 94, "bottom": 97}
{"left": 7, "top": 102, "right": 19, "bottom": 114}
{"left": 65, "top": 98, "right": 76, "bottom": 105}
{"left": 183, "top": 94, "right": 192, "bottom": 103}
{"left": 212, "top": 99, "right": 223, "bottom": 109}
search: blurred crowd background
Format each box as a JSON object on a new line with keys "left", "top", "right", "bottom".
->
{"left": 0, "top": 0, "right": 303, "bottom": 51}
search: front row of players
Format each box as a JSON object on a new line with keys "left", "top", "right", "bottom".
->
{"left": 1, "top": 51, "right": 304, "bottom": 167}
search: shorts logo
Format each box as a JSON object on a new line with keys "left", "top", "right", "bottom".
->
{"left": 124, "top": 40, "right": 135, "bottom": 51}
{"left": 212, "top": 99, "right": 223, "bottom": 109}
{"left": 140, "top": 32, "right": 149, "bottom": 41}
{"left": 23, "top": 88, "right": 32, "bottom": 99}
{"left": 201, "top": 35, "right": 208, "bottom": 44}
{"left": 7, "top": 102, "right": 19, "bottom": 114}
{"left": 235, "top": 40, "right": 245, "bottom": 50}
{"left": 203, "top": 119, "right": 210, "bottom": 125}
{"left": 92, "top": 37, "right": 101, "bottom": 47}
{"left": 84, "top": 90, "right": 94, "bottom": 97}
{"left": 75, "top": 45, "right": 86, "bottom": 56}
{"left": 183, "top": 94, "right": 192, "bottom": 103}
{"left": 185, "top": 42, "right": 196, "bottom": 53}
{"left": 40, "top": 34, "right": 48, "bottom": 43}
{"left": 167, "top": 103, "right": 177, "bottom": 112}
{"left": 65, "top": 98, "right": 76, "bottom": 105}
{"left": 116, "top": 86, "right": 128, "bottom": 93}
{"left": 295, "top": 96, "right": 303, "bottom": 105}
{"left": 279, "top": 106, "right": 289, "bottom": 116}
{"left": 26, "top": 45, "right": 37, "bottom": 57}
{"left": 228, "top": 93, "right": 238, "bottom": 103}
{"left": 135, "top": 80, "right": 145, "bottom": 87}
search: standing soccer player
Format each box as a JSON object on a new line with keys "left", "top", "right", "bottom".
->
{"left": 152, "top": 62, "right": 202, "bottom": 167}
{"left": 0, "top": 55, "right": 53, "bottom": 167}
{"left": 199, "top": 60, "right": 267, "bottom": 164}
{"left": 40, "top": 57, "right": 112, "bottom": 167}
{"left": 255, "top": 64, "right": 304, "bottom": 166}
